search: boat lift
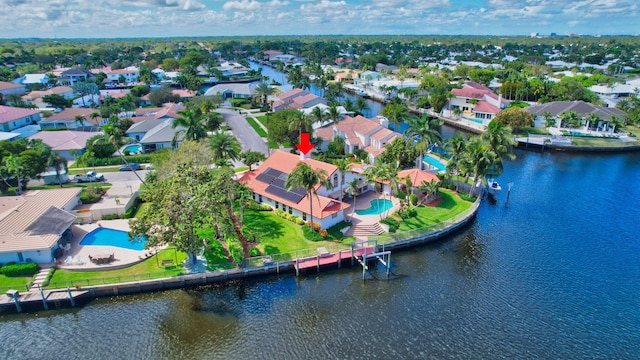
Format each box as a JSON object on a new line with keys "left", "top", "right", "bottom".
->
{"left": 351, "top": 240, "right": 392, "bottom": 280}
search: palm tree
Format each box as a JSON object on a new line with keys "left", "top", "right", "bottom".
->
{"left": 90, "top": 112, "right": 101, "bottom": 129}
{"left": 542, "top": 111, "right": 556, "bottom": 128}
{"left": 458, "top": 138, "right": 497, "bottom": 196}
{"left": 327, "top": 104, "right": 341, "bottom": 124}
{"left": 444, "top": 133, "right": 466, "bottom": 172}
{"left": 255, "top": 82, "right": 275, "bottom": 107}
{"left": 346, "top": 177, "right": 360, "bottom": 223}
{"left": 74, "top": 115, "right": 86, "bottom": 129}
{"left": 559, "top": 110, "right": 582, "bottom": 131}
{"left": 376, "top": 163, "right": 398, "bottom": 219}
{"left": 48, "top": 151, "right": 68, "bottom": 188}
{"left": 310, "top": 106, "right": 327, "bottom": 128}
{"left": 209, "top": 131, "right": 241, "bottom": 163}
{"left": 285, "top": 162, "right": 330, "bottom": 231}
{"left": 3, "top": 154, "right": 23, "bottom": 194}
{"left": 453, "top": 108, "right": 463, "bottom": 119}
{"left": 333, "top": 158, "right": 351, "bottom": 215}
{"left": 404, "top": 114, "right": 443, "bottom": 170}
{"left": 172, "top": 109, "right": 207, "bottom": 145}
{"left": 354, "top": 97, "right": 370, "bottom": 116}
{"left": 94, "top": 126, "right": 148, "bottom": 187}
{"left": 288, "top": 110, "right": 313, "bottom": 137}
{"left": 588, "top": 113, "right": 602, "bottom": 132}
{"left": 380, "top": 101, "right": 409, "bottom": 129}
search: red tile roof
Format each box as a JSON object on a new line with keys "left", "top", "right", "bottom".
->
{"left": 473, "top": 101, "right": 500, "bottom": 114}
{"left": 396, "top": 169, "right": 440, "bottom": 186}
{"left": 0, "top": 81, "right": 24, "bottom": 91}
{"left": 238, "top": 151, "right": 349, "bottom": 220}
{"left": 0, "top": 105, "right": 40, "bottom": 124}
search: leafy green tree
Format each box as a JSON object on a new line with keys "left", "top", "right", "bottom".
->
{"left": 266, "top": 110, "right": 299, "bottom": 148}
{"left": 285, "top": 162, "right": 330, "bottom": 231}
{"left": 148, "top": 86, "right": 180, "bottom": 107}
{"left": 162, "top": 58, "right": 180, "bottom": 71}
{"left": 240, "top": 150, "right": 266, "bottom": 171}
{"left": 41, "top": 94, "right": 71, "bottom": 109}
{"left": 492, "top": 107, "right": 534, "bottom": 131}
{"left": 468, "top": 69, "right": 496, "bottom": 86}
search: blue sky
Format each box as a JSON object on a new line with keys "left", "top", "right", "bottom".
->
{"left": 0, "top": 0, "right": 638, "bottom": 38}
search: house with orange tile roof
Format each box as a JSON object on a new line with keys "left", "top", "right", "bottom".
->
{"left": 447, "top": 81, "right": 509, "bottom": 125}
{"left": 0, "top": 105, "right": 41, "bottom": 132}
{"left": 238, "top": 150, "right": 355, "bottom": 229}
{"left": 0, "top": 188, "right": 81, "bottom": 264}
{"left": 272, "top": 88, "right": 327, "bottom": 111}
{"left": 314, "top": 115, "right": 402, "bottom": 163}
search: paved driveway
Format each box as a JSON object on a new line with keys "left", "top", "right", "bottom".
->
{"left": 217, "top": 108, "right": 269, "bottom": 156}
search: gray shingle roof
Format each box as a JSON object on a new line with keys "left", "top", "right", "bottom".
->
{"left": 526, "top": 101, "right": 626, "bottom": 121}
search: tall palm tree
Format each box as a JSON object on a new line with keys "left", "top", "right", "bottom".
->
{"left": 74, "top": 115, "right": 86, "bottom": 129}
{"left": 588, "top": 113, "right": 601, "bottom": 132}
{"left": 209, "top": 131, "right": 241, "bottom": 163}
{"left": 255, "top": 82, "right": 275, "bottom": 107}
{"left": 3, "top": 154, "right": 24, "bottom": 194}
{"left": 48, "top": 151, "right": 68, "bottom": 188}
{"left": 458, "top": 138, "right": 497, "bottom": 196}
{"left": 444, "top": 133, "right": 466, "bottom": 171}
{"left": 310, "top": 106, "right": 327, "bottom": 128}
{"left": 285, "top": 162, "right": 330, "bottom": 231}
{"left": 172, "top": 109, "right": 207, "bottom": 144}
{"left": 354, "top": 97, "right": 370, "bottom": 117}
{"left": 94, "top": 125, "right": 147, "bottom": 187}
{"left": 327, "top": 104, "right": 341, "bottom": 124}
{"left": 288, "top": 110, "right": 313, "bottom": 137}
{"left": 333, "top": 158, "right": 350, "bottom": 214}
{"left": 559, "top": 110, "right": 582, "bottom": 131}
{"left": 346, "top": 177, "right": 360, "bottom": 223}
{"left": 404, "top": 114, "right": 443, "bottom": 170}
{"left": 380, "top": 101, "right": 409, "bottom": 129}
{"left": 376, "top": 162, "right": 398, "bottom": 219}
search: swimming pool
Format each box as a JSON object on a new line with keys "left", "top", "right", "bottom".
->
{"left": 356, "top": 199, "right": 393, "bottom": 216}
{"left": 124, "top": 144, "right": 141, "bottom": 154}
{"left": 423, "top": 156, "right": 447, "bottom": 171}
{"left": 80, "top": 228, "right": 146, "bottom": 251}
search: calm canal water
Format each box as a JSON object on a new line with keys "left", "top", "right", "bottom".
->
{"left": 1, "top": 150, "right": 639, "bottom": 359}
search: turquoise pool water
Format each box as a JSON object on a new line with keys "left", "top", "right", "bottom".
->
{"left": 80, "top": 228, "right": 146, "bottom": 251}
{"left": 124, "top": 144, "right": 141, "bottom": 153}
{"left": 423, "top": 156, "right": 446, "bottom": 171}
{"left": 356, "top": 199, "right": 393, "bottom": 216}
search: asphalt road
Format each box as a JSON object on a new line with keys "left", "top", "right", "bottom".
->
{"left": 217, "top": 108, "right": 269, "bottom": 156}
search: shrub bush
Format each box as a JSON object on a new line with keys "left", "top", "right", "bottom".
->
{"left": 249, "top": 248, "right": 261, "bottom": 257}
{"left": 398, "top": 208, "right": 417, "bottom": 219}
{"left": 380, "top": 218, "right": 399, "bottom": 233}
{"left": 409, "top": 194, "right": 419, "bottom": 206}
{"left": 459, "top": 193, "right": 477, "bottom": 202}
{"left": 80, "top": 186, "right": 104, "bottom": 204}
{"left": 295, "top": 218, "right": 305, "bottom": 225}
{"left": 1, "top": 262, "right": 39, "bottom": 277}
{"left": 319, "top": 229, "right": 328, "bottom": 237}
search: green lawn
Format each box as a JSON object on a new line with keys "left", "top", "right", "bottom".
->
{"left": 245, "top": 117, "right": 268, "bottom": 137}
{"left": 516, "top": 127, "right": 550, "bottom": 135}
{"left": 45, "top": 248, "right": 187, "bottom": 288}
{"left": 68, "top": 166, "right": 121, "bottom": 174}
{"left": 256, "top": 115, "right": 268, "bottom": 127}
{"left": 1, "top": 183, "right": 112, "bottom": 196}
{"left": 0, "top": 274, "right": 32, "bottom": 292}
{"left": 243, "top": 209, "right": 336, "bottom": 256}
{"left": 571, "top": 138, "right": 640, "bottom": 147}
{"left": 397, "top": 190, "right": 472, "bottom": 232}
{"left": 133, "top": 202, "right": 151, "bottom": 218}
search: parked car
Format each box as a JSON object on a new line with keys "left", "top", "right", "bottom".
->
{"left": 119, "top": 163, "right": 141, "bottom": 171}
{"left": 145, "top": 164, "right": 154, "bottom": 170}
{"left": 74, "top": 171, "right": 104, "bottom": 183}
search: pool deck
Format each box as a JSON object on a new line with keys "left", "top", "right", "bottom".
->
{"left": 56, "top": 219, "right": 153, "bottom": 271}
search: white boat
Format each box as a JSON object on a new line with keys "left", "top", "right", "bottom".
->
{"left": 487, "top": 179, "right": 502, "bottom": 192}
{"left": 356, "top": 90, "right": 367, "bottom": 97}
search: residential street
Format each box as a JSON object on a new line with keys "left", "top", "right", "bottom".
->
{"left": 217, "top": 108, "right": 269, "bottom": 156}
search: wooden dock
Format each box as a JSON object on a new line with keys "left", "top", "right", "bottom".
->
{"left": 293, "top": 246, "right": 375, "bottom": 274}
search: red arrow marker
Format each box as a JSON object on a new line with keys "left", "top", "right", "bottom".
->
{"left": 295, "top": 133, "right": 314, "bottom": 155}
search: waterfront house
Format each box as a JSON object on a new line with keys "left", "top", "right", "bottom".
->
{"left": 272, "top": 88, "right": 327, "bottom": 111}
{"left": 129, "top": 103, "right": 184, "bottom": 124}
{"left": 0, "top": 105, "right": 41, "bottom": 132}
{"left": 28, "top": 130, "right": 101, "bottom": 160}
{"left": 447, "top": 81, "right": 508, "bottom": 125}
{"left": 0, "top": 188, "right": 81, "bottom": 264}
{"left": 314, "top": 115, "right": 401, "bottom": 163}
{"left": 239, "top": 150, "right": 352, "bottom": 229}
{"left": 525, "top": 101, "right": 626, "bottom": 131}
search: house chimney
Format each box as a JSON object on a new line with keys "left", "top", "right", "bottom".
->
{"left": 299, "top": 150, "right": 312, "bottom": 160}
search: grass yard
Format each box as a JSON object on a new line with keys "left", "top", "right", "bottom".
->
{"left": 256, "top": 115, "right": 268, "bottom": 127}
{"left": 397, "top": 189, "right": 472, "bottom": 232}
{"left": 243, "top": 209, "right": 336, "bottom": 256}
{"left": 245, "top": 117, "right": 268, "bottom": 137}
{"left": 571, "top": 138, "right": 639, "bottom": 147}
{"left": 0, "top": 274, "right": 33, "bottom": 292}
{"left": 68, "top": 166, "right": 121, "bottom": 174}
{"left": 45, "top": 248, "right": 187, "bottom": 288}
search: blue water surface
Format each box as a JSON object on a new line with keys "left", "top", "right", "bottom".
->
{"left": 80, "top": 228, "right": 146, "bottom": 251}
{"left": 356, "top": 199, "right": 393, "bottom": 215}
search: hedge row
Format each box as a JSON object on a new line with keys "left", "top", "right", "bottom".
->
{"left": 73, "top": 154, "right": 155, "bottom": 167}
{"left": 1, "top": 262, "right": 40, "bottom": 277}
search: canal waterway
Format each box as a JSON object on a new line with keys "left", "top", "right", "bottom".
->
{"left": 1, "top": 150, "right": 639, "bottom": 359}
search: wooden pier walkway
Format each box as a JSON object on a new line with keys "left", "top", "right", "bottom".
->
{"left": 0, "top": 288, "right": 89, "bottom": 313}
{"left": 294, "top": 246, "right": 375, "bottom": 273}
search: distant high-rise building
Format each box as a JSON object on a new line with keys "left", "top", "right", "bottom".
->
{"left": 550, "top": 32, "right": 557, "bottom": 37}
{"left": 531, "top": 32, "right": 539, "bottom": 38}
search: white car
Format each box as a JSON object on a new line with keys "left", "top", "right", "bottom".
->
{"left": 74, "top": 171, "right": 105, "bottom": 183}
